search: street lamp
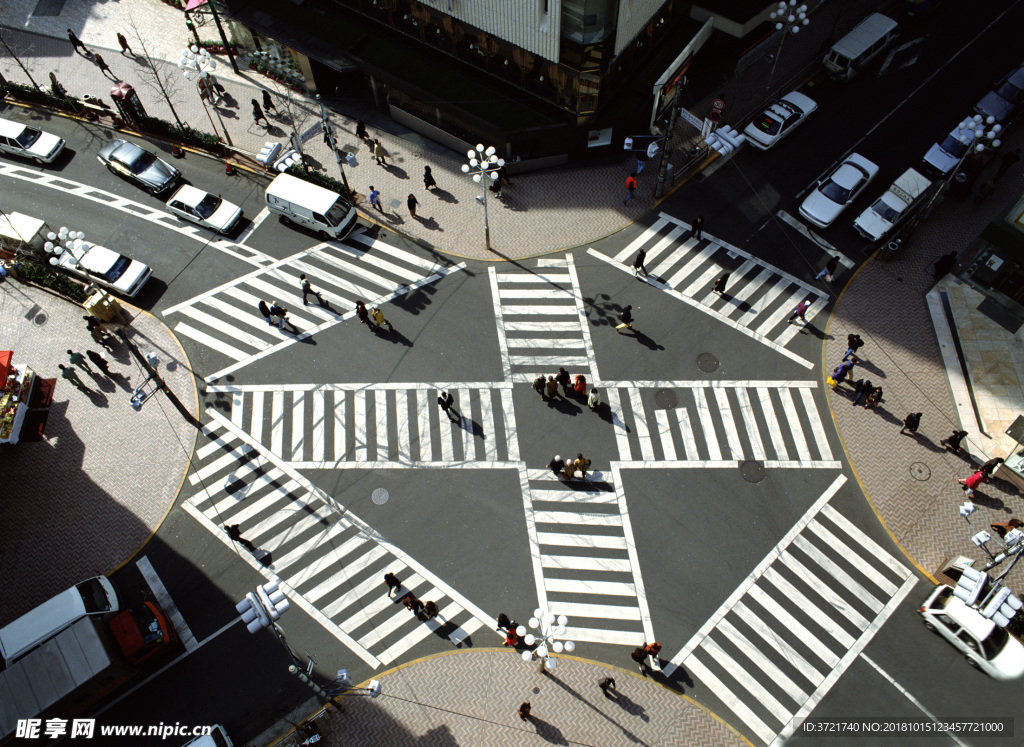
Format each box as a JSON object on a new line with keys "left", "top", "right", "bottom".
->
{"left": 950, "top": 114, "right": 1001, "bottom": 185}
{"left": 461, "top": 144, "right": 503, "bottom": 252}
{"left": 315, "top": 94, "right": 352, "bottom": 199}
{"left": 519, "top": 607, "right": 575, "bottom": 673}
{"left": 178, "top": 45, "right": 232, "bottom": 146}
{"left": 766, "top": 1, "right": 809, "bottom": 94}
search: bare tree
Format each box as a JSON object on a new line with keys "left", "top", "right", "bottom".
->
{"left": 0, "top": 28, "right": 42, "bottom": 91}
{"left": 123, "top": 11, "right": 184, "bottom": 128}
{"left": 272, "top": 87, "right": 316, "bottom": 168}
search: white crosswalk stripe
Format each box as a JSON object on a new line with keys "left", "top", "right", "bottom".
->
{"left": 210, "top": 384, "right": 516, "bottom": 467}
{"left": 489, "top": 255, "right": 600, "bottom": 384}
{"left": 660, "top": 476, "right": 918, "bottom": 747}
{"left": 183, "top": 418, "right": 495, "bottom": 669}
{"left": 522, "top": 467, "right": 651, "bottom": 647}
{"left": 610, "top": 384, "right": 839, "bottom": 468}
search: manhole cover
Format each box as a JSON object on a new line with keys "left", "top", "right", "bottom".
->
{"left": 654, "top": 388, "right": 678, "bottom": 408}
{"left": 910, "top": 462, "right": 931, "bottom": 481}
{"left": 372, "top": 488, "right": 390, "bottom": 505}
{"left": 697, "top": 352, "right": 719, "bottom": 373}
{"left": 740, "top": 460, "right": 765, "bottom": 483}
{"left": 32, "top": 313, "right": 47, "bottom": 326}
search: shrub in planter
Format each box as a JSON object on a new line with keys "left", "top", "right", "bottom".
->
{"left": 17, "top": 260, "right": 88, "bottom": 302}
{"left": 3, "top": 82, "right": 82, "bottom": 115}
{"left": 284, "top": 164, "right": 349, "bottom": 196}
{"left": 139, "top": 117, "right": 223, "bottom": 152}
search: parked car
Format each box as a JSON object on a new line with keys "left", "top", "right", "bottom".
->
{"left": 799, "top": 153, "right": 879, "bottom": 228}
{"left": 974, "top": 63, "right": 1024, "bottom": 124}
{"left": 922, "top": 122, "right": 979, "bottom": 177}
{"left": 853, "top": 168, "right": 932, "bottom": 242}
{"left": 54, "top": 240, "right": 152, "bottom": 298}
{"left": 742, "top": 91, "right": 817, "bottom": 150}
{"left": 97, "top": 139, "right": 180, "bottom": 195}
{"left": 920, "top": 585, "right": 1024, "bottom": 681}
{"left": 166, "top": 185, "right": 243, "bottom": 235}
{"left": 0, "top": 117, "right": 65, "bottom": 164}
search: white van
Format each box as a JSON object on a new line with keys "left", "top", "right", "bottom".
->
{"left": 824, "top": 13, "right": 899, "bottom": 81}
{"left": 265, "top": 173, "right": 357, "bottom": 241}
{"left": 0, "top": 575, "right": 119, "bottom": 665}
{"left": 182, "top": 725, "right": 233, "bottom": 747}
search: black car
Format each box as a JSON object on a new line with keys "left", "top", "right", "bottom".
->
{"left": 96, "top": 139, "right": 180, "bottom": 195}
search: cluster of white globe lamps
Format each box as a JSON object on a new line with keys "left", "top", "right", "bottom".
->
{"left": 519, "top": 608, "right": 575, "bottom": 671}
{"left": 43, "top": 227, "right": 90, "bottom": 268}
{"left": 178, "top": 45, "right": 217, "bottom": 81}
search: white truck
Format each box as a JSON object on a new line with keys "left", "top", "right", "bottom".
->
{"left": 853, "top": 168, "right": 932, "bottom": 242}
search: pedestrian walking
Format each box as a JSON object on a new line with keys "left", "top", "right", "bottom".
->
{"left": 371, "top": 306, "right": 392, "bottom": 330}
{"left": 423, "top": 165, "right": 437, "bottom": 191}
{"left": 787, "top": 300, "right": 810, "bottom": 324}
{"left": 251, "top": 99, "right": 268, "bottom": 126}
{"left": 532, "top": 374, "right": 546, "bottom": 399}
{"left": 933, "top": 251, "right": 958, "bottom": 280}
{"left": 49, "top": 72, "right": 67, "bottom": 97}
{"left": 67, "top": 349, "right": 92, "bottom": 374}
{"left": 403, "top": 596, "right": 425, "bottom": 616}
{"left": 632, "top": 248, "right": 648, "bottom": 277}
{"left": 116, "top": 32, "right": 133, "bottom": 56}
{"left": 355, "top": 300, "right": 373, "bottom": 328}
{"left": 851, "top": 379, "right": 872, "bottom": 407}
{"left": 574, "top": 453, "right": 591, "bottom": 479}
{"left": 544, "top": 376, "right": 560, "bottom": 400}
{"left": 261, "top": 89, "right": 277, "bottom": 114}
{"left": 369, "top": 186, "right": 384, "bottom": 213}
{"left": 299, "top": 274, "right": 323, "bottom": 305}
{"left": 67, "top": 29, "right": 88, "bottom": 55}
{"left": 555, "top": 367, "right": 571, "bottom": 395}
{"left": 355, "top": 119, "right": 369, "bottom": 145}
{"left": 631, "top": 646, "right": 648, "bottom": 675}
{"left": 588, "top": 388, "right": 602, "bottom": 411}
{"left": 643, "top": 642, "right": 662, "bottom": 663}
{"left": 268, "top": 302, "right": 288, "bottom": 329}
{"left": 518, "top": 702, "right": 532, "bottom": 721}
{"left": 373, "top": 138, "right": 387, "bottom": 165}
{"left": 865, "top": 385, "right": 883, "bottom": 408}
{"left": 636, "top": 150, "right": 648, "bottom": 175}
{"left": 958, "top": 469, "right": 987, "bottom": 495}
{"left": 573, "top": 374, "right": 587, "bottom": 397}
{"left": 992, "top": 518, "right": 1024, "bottom": 538}
{"left": 940, "top": 429, "right": 968, "bottom": 454}
{"left": 713, "top": 273, "right": 729, "bottom": 295}
{"left": 94, "top": 54, "right": 114, "bottom": 79}
{"left": 996, "top": 148, "right": 1021, "bottom": 182}
{"left": 843, "top": 333, "right": 864, "bottom": 361}
{"left": 225, "top": 524, "right": 256, "bottom": 551}
{"left": 258, "top": 299, "right": 272, "bottom": 325}
{"left": 598, "top": 677, "right": 616, "bottom": 698}
{"left": 58, "top": 364, "right": 90, "bottom": 392}
{"left": 692, "top": 215, "right": 704, "bottom": 240}
{"left": 828, "top": 361, "right": 853, "bottom": 389}
{"left": 815, "top": 255, "right": 840, "bottom": 283}
{"left": 900, "top": 412, "right": 922, "bottom": 435}
{"left": 616, "top": 305, "right": 634, "bottom": 332}
{"left": 424, "top": 601, "right": 440, "bottom": 619}
{"left": 86, "top": 350, "right": 111, "bottom": 376}
{"left": 496, "top": 613, "right": 512, "bottom": 632}
{"left": 438, "top": 391, "right": 458, "bottom": 422}
{"left": 624, "top": 173, "right": 637, "bottom": 204}
{"left": 981, "top": 457, "right": 1004, "bottom": 477}
{"left": 547, "top": 455, "right": 564, "bottom": 476}
{"left": 504, "top": 626, "right": 519, "bottom": 646}
{"left": 562, "top": 459, "right": 577, "bottom": 480}
{"left": 384, "top": 572, "right": 401, "bottom": 596}
{"left": 407, "top": 193, "right": 419, "bottom": 217}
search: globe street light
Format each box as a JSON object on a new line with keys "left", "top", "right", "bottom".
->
{"left": 950, "top": 114, "right": 1001, "bottom": 185}
{"left": 178, "top": 45, "right": 232, "bottom": 146}
{"left": 519, "top": 607, "right": 575, "bottom": 673}
{"left": 461, "top": 144, "right": 503, "bottom": 252}
{"left": 767, "top": 1, "right": 809, "bottom": 94}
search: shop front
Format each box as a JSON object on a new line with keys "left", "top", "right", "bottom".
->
{"left": 0, "top": 350, "right": 55, "bottom": 445}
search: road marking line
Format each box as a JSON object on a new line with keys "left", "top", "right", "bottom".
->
{"left": 136, "top": 556, "right": 198, "bottom": 652}
{"left": 776, "top": 210, "right": 855, "bottom": 268}
{"left": 236, "top": 207, "right": 270, "bottom": 244}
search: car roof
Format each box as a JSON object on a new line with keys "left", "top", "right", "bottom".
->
{"left": 944, "top": 594, "right": 997, "bottom": 639}
{"left": 779, "top": 91, "right": 816, "bottom": 113}
{"left": 113, "top": 141, "right": 146, "bottom": 161}
{"left": 831, "top": 13, "right": 898, "bottom": 59}
{"left": 0, "top": 118, "right": 30, "bottom": 138}
{"left": 170, "top": 185, "right": 208, "bottom": 206}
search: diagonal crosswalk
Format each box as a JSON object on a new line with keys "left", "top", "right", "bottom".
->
{"left": 184, "top": 414, "right": 498, "bottom": 668}
{"left": 660, "top": 476, "right": 917, "bottom": 747}
{"left": 521, "top": 467, "right": 652, "bottom": 647}
{"left": 604, "top": 382, "right": 840, "bottom": 468}
{"left": 210, "top": 383, "right": 520, "bottom": 467}
{"left": 163, "top": 231, "right": 462, "bottom": 381}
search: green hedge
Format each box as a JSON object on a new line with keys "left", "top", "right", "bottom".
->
{"left": 17, "top": 260, "right": 88, "bottom": 302}
{"left": 140, "top": 117, "right": 222, "bottom": 151}
{"left": 285, "top": 164, "right": 349, "bottom": 196}
{"left": 3, "top": 82, "right": 82, "bottom": 114}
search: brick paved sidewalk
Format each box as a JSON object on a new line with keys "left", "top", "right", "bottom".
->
{"left": 264, "top": 650, "right": 748, "bottom": 747}
{"left": 0, "top": 280, "right": 198, "bottom": 624}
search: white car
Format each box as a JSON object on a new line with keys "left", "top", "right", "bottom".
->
{"left": 923, "top": 124, "right": 978, "bottom": 177}
{"left": 742, "top": 91, "right": 817, "bottom": 150}
{"left": 166, "top": 185, "right": 243, "bottom": 235}
{"left": 799, "top": 153, "right": 879, "bottom": 228}
{"left": 852, "top": 168, "right": 932, "bottom": 242}
{"left": 55, "top": 241, "right": 152, "bottom": 298}
{"left": 0, "top": 117, "right": 65, "bottom": 164}
{"left": 920, "top": 585, "right": 1024, "bottom": 681}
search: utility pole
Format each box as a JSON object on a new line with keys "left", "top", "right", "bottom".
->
{"left": 316, "top": 95, "right": 352, "bottom": 198}
{"left": 205, "top": 0, "right": 239, "bottom": 74}
{"left": 654, "top": 77, "right": 684, "bottom": 200}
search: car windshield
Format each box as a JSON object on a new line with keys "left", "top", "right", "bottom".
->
{"left": 102, "top": 255, "right": 132, "bottom": 283}
{"left": 15, "top": 128, "right": 42, "bottom": 148}
{"left": 981, "top": 626, "right": 1009, "bottom": 660}
{"left": 938, "top": 134, "right": 970, "bottom": 158}
{"left": 195, "top": 194, "right": 222, "bottom": 219}
{"left": 819, "top": 179, "right": 851, "bottom": 203}
{"left": 325, "top": 200, "right": 351, "bottom": 227}
{"left": 871, "top": 198, "right": 899, "bottom": 222}
{"left": 125, "top": 151, "right": 156, "bottom": 174}
{"left": 754, "top": 114, "right": 783, "bottom": 136}
{"left": 994, "top": 79, "right": 1024, "bottom": 102}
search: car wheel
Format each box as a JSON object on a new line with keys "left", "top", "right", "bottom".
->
{"left": 966, "top": 657, "right": 981, "bottom": 670}
{"left": 279, "top": 215, "right": 292, "bottom": 226}
{"left": 319, "top": 230, "right": 332, "bottom": 242}
{"left": 34, "top": 157, "right": 46, "bottom": 165}
{"left": 923, "top": 621, "right": 937, "bottom": 633}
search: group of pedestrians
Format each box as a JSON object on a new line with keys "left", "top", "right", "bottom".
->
{"left": 58, "top": 347, "right": 115, "bottom": 394}
{"left": 384, "top": 572, "right": 439, "bottom": 620}
{"left": 546, "top": 453, "right": 593, "bottom": 481}
{"left": 257, "top": 299, "right": 292, "bottom": 330}
{"left": 956, "top": 457, "right": 1004, "bottom": 498}
{"left": 827, "top": 334, "right": 884, "bottom": 409}
{"left": 354, "top": 300, "right": 393, "bottom": 332}
{"left": 532, "top": 367, "right": 597, "bottom": 405}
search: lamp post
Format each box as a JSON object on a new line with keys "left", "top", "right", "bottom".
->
{"left": 519, "top": 607, "right": 575, "bottom": 673}
{"left": 461, "top": 144, "right": 504, "bottom": 252}
{"left": 766, "top": 1, "right": 809, "bottom": 94}
{"left": 949, "top": 114, "right": 1001, "bottom": 186}
{"left": 315, "top": 94, "right": 352, "bottom": 199}
{"left": 178, "top": 45, "right": 232, "bottom": 146}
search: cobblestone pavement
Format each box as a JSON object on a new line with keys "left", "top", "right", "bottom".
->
{"left": 267, "top": 650, "right": 749, "bottom": 747}
{"left": 0, "top": 281, "right": 198, "bottom": 621}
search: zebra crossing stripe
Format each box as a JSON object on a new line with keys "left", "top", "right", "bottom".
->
{"left": 663, "top": 241, "right": 715, "bottom": 288}
{"left": 545, "top": 577, "right": 636, "bottom": 596}
{"left": 547, "top": 600, "right": 641, "bottom": 621}
{"left": 777, "top": 389, "right": 810, "bottom": 461}
{"left": 537, "top": 532, "right": 627, "bottom": 549}
{"left": 717, "top": 617, "right": 808, "bottom": 703}
{"left": 734, "top": 388, "right": 766, "bottom": 460}
{"left": 756, "top": 388, "right": 788, "bottom": 460}
{"left": 748, "top": 584, "right": 839, "bottom": 667}
{"left": 701, "top": 636, "right": 793, "bottom": 724}
{"left": 627, "top": 388, "right": 654, "bottom": 457}
{"left": 675, "top": 409, "right": 698, "bottom": 459}
{"left": 291, "top": 393, "right": 304, "bottom": 461}
{"left": 686, "top": 654, "right": 776, "bottom": 745}
{"left": 499, "top": 389, "right": 520, "bottom": 462}
{"left": 488, "top": 267, "right": 514, "bottom": 382}
{"left": 819, "top": 504, "right": 912, "bottom": 581}
{"left": 654, "top": 409, "right": 677, "bottom": 461}
{"left": 175, "top": 323, "right": 249, "bottom": 361}
{"left": 777, "top": 551, "right": 870, "bottom": 629}
{"left": 691, "top": 388, "right": 723, "bottom": 460}
{"left": 761, "top": 567, "right": 855, "bottom": 648}
{"left": 610, "top": 465, "right": 656, "bottom": 644}
{"left": 350, "top": 232, "right": 448, "bottom": 273}
{"left": 612, "top": 217, "right": 671, "bottom": 262}
{"left": 791, "top": 535, "right": 883, "bottom": 613}
{"left": 713, "top": 389, "right": 744, "bottom": 460}
{"left": 542, "top": 555, "right": 632, "bottom": 573}
{"left": 733, "top": 599, "right": 824, "bottom": 686}
{"left": 604, "top": 388, "right": 633, "bottom": 461}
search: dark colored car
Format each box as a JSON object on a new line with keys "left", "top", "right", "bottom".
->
{"left": 974, "top": 64, "right": 1024, "bottom": 124}
{"left": 96, "top": 139, "right": 180, "bottom": 195}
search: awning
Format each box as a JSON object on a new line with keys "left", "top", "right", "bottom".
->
{"left": 185, "top": 0, "right": 208, "bottom": 11}
{"left": 0, "top": 351, "right": 11, "bottom": 381}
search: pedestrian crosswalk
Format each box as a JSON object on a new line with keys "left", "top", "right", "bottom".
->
{"left": 589, "top": 212, "right": 829, "bottom": 369}
{"left": 605, "top": 382, "right": 839, "bottom": 468}
{"left": 661, "top": 476, "right": 917, "bottom": 747}
{"left": 522, "top": 467, "right": 651, "bottom": 647}
{"left": 489, "top": 256, "right": 599, "bottom": 384}
{"left": 163, "top": 231, "right": 463, "bottom": 382}
{"left": 183, "top": 413, "right": 497, "bottom": 668}
{"left": 209, "top": 383, "right": 520, "bottom": 467}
